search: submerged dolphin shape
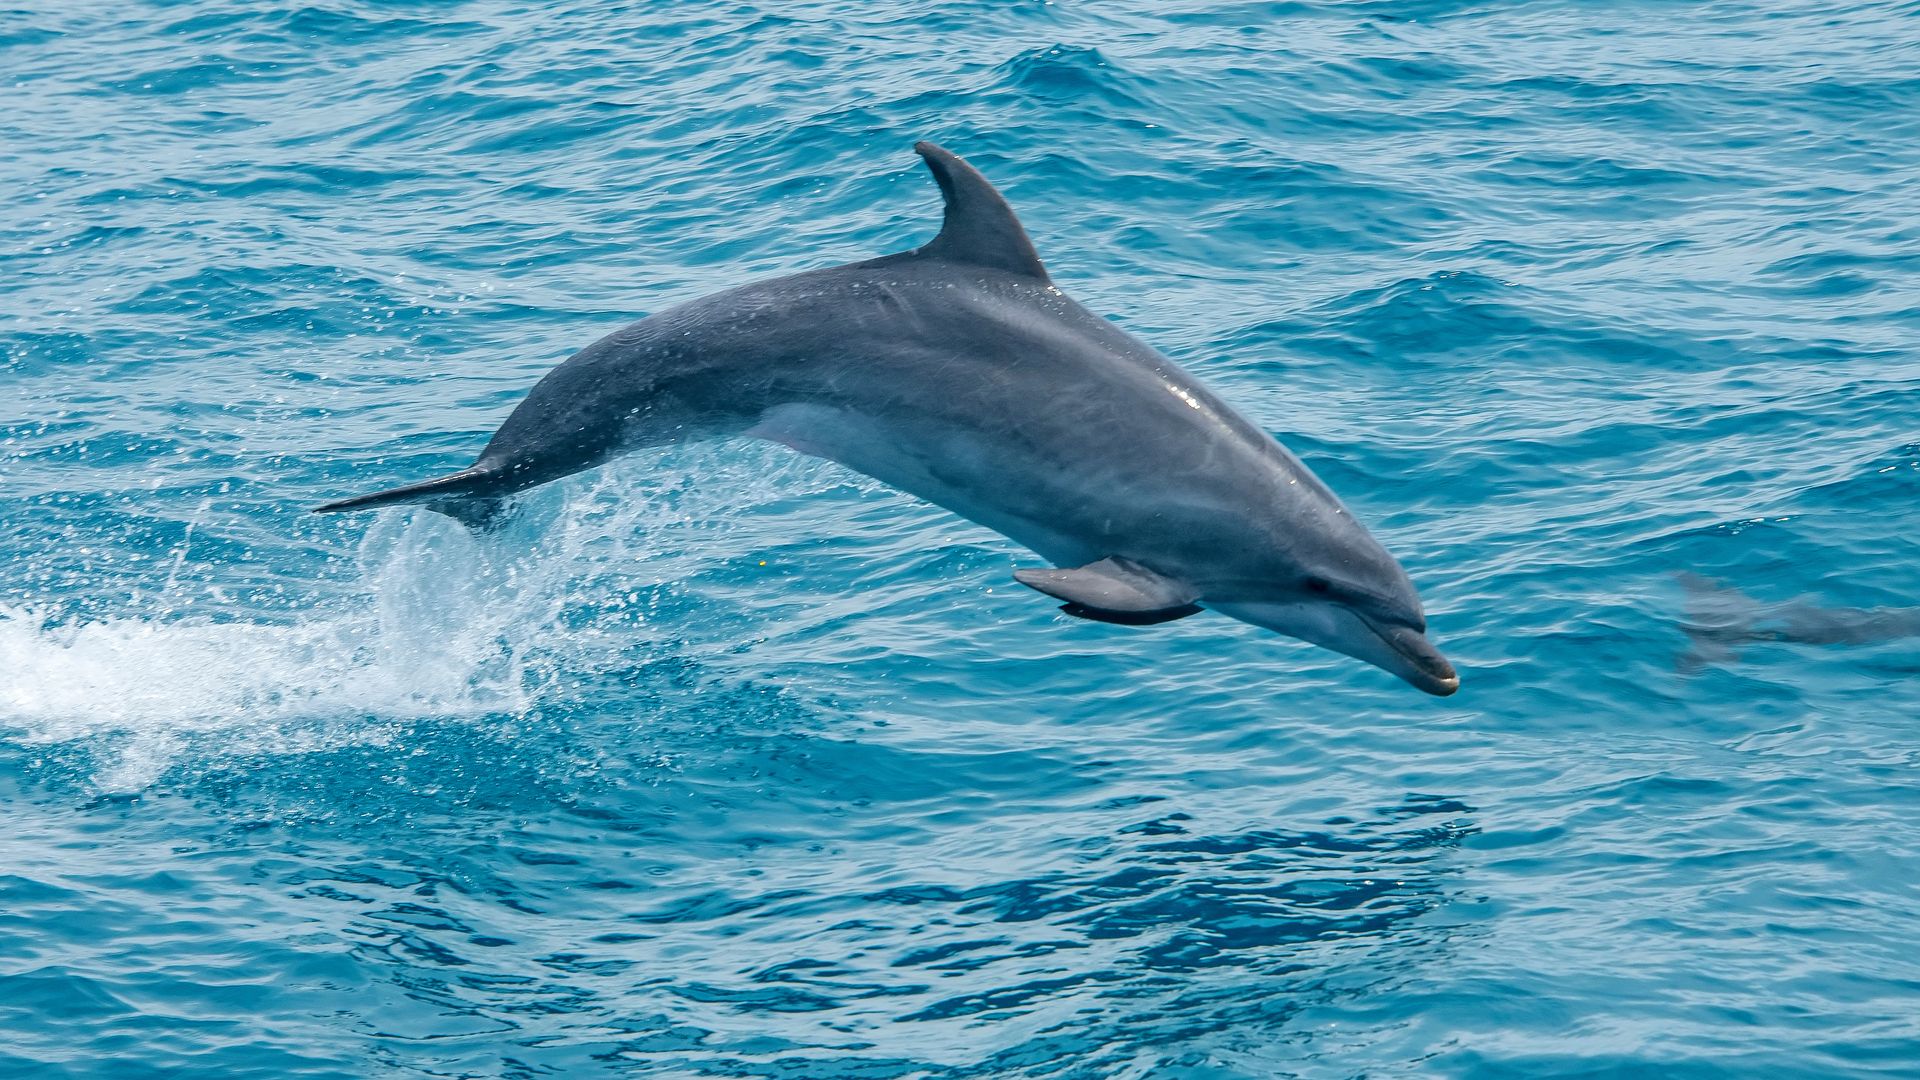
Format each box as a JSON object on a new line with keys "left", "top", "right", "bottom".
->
{"left": 1679, "top": 572, "right": 1920, "bottom": 673}
{"left": 316, "top": 142, "right": 1459, "bottom": 696}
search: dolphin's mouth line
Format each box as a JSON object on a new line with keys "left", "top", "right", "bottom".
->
{"left": 1357, "top": 615, "right": 1460, "bottom": 695}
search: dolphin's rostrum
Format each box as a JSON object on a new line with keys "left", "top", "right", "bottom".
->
{"left": 317, "top": 142, "right": 1459, "bottom": 696}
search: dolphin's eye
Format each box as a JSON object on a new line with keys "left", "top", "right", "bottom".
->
{"left": 1304, "top": 576, "right": 1332, "bottom": 595}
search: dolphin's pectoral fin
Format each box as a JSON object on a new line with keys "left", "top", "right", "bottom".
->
{"left": 1014, "top": 557, "right": 1201, "bottom": 626}
{"left": 1057, "top": 601, "right": 1203, "bottom": 626}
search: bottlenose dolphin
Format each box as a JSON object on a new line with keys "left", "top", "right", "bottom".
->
{"left": 1679, "top": 572, "right": 1920, "bottom": 673}
{"left": 316, "top": 142, "right": 1459, "bottom": 695}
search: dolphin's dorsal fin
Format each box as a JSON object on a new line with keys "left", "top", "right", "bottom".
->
{"left": 1014, "top": 557, "right": 1201, "bottom": 625}
{"left": 912, "top": 141, "right": 1049, "bottom": 281}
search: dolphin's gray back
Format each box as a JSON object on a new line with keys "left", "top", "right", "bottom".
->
{"left": 482, "top": 256, "right": 1376, "bottom": 585}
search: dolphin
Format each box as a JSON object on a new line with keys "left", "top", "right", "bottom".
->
{"left": 316, "top": 141, "right": 1459, "bottom": 695}
{"left": 1679, "top": 572, "right": 1920, "bottom": 673}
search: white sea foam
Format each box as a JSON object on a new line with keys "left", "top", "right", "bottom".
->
{"left": 0, "top": 488, "right": 632, "bottom": 790}
{"left": 7, "top": 567, "right": 468, "bottom": 791}
{"left": 0, "top": 449, "right": 856, "bottom": 791}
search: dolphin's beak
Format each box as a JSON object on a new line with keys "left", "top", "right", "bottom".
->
{"left": 1206, "top": 600, "right": 1461, "bottom": 698}
{"left": 1364, "top": 620, "right": 1459, "bottom": 697}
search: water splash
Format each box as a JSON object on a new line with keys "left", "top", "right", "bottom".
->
{"left": 0, "top": 443, "right": 872, "bottom": 793}
{"left": 0, "top": 500, "right": 593, "bottom": 791}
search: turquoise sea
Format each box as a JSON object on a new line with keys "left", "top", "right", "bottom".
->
{"left": 4, "top": 2, "right": 1919, "bottom": 1076}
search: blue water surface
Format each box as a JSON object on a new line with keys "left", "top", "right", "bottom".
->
{"left": 4, "top": 1, "right": 1919, "bottom": 1076}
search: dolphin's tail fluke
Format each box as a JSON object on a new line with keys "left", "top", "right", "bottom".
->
{"left": 313, "top": 466, "right": 513, "bottom": 531}
{"left": 1676, "top": 572, "right": 1759, "bottom": 674}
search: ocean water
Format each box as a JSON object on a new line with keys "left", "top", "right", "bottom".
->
{"left": 4, "top": 0, "right": 1918, "bottom": 1075}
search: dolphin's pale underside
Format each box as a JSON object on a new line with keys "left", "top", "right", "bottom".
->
{"left": 317, "top": 142, "right": 1459, "bottom": 696}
